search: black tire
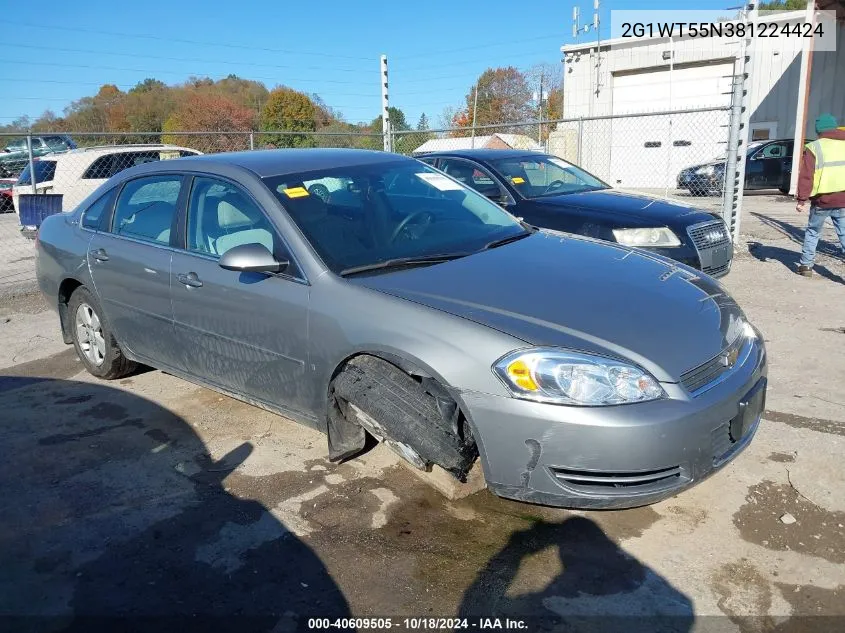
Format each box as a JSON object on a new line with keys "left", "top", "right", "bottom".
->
{"left": 68, "top": 286, "right": 136, "bottom": 379}
{"left": 332, "top": 356, "right": 476, "bottom": 479}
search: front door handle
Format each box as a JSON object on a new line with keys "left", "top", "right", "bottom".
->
{"left": 177, "top": 272, "right": 203, "bottom": 288}
{"left": 89, "top": 248, "right": 109, "bottom": 262}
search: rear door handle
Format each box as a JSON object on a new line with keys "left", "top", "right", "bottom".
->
{"left": 89, "top": 248, "right": 109, "bottom": 262}
{"left": 177, "top": 272, "right": 203, "bottom": 288}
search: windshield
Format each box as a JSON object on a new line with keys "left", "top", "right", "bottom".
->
{"left": 263, "top": 160, "right": 526, "bottom": 275}
{"left": 5, "top": 139, "right": 28, "bottom": 153}
{"left": 489, "top": 155, "right": 608, "bottom": 198}
{"left": 16, "top": 160, "right": 57, "bottom": 186}
{"left": 708, "top": 141, "right": 767, "bottom": 163}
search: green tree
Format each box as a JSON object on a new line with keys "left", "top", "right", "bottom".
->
{"left": 129, "top": 78, "right": 167, "bottom": 94}
{"left": 370, "top": 106, "right": 409, "bottom": 133}
{"left": 260, "top": 87, "right": 318, "bottom": 148}
{"left": 125, "top": 80, "right": 174, "bottom": 133}
{"left": 759, "top": 0, "right": 806, "bottom": 10}
{"left": 416, "top": 113, "right": 430, "bottom": 131}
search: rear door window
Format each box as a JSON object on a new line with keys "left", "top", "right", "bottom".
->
{"left": 111, "top": 175, "right": 183, "bottom": 245}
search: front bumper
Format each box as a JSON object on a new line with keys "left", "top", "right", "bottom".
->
{"left": 678, "top": 171, "right": 724, "bottom": 194}
{"left": 459, "top": 336, "right": 767, "bottom": 509}
{"left": 631, "top": 242, "right": 733, "bottom": 279}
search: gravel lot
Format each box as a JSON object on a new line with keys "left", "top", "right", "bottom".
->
{"left": 0, "top": 192, "right": 843, "bottom": 631}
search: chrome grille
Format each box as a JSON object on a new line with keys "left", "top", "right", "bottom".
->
{"left": 687, "top": 220, "right": 732, "bottom": 276}
{"left": 681, "top": 335, "right": 744, "bottom": 394}
{"left": 688, "top": 220, "right": 731, "bottom": 250}
{"left": 551, "top": 465, "right": 683, "bottom": 494}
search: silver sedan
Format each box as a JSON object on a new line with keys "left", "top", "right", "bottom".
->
{"left": 35, "top": 149, "right": 767, "bottom": 509}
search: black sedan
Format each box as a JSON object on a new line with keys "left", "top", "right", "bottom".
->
{"left": 419, "top": 150, "right": 733, "bottom": 278}
{"left": 678, "top": 139, "right": 794, "bottom": 196}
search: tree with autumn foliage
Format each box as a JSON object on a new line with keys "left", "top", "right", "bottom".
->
{"left": 162, "top": 92, "right": 254, "bottom": 152}
{"left": 260, "top": 87, "right": 318, "bottom": 148}
{"left": 463, "top": 67, "right": 534, "bottom": 127}
{"left": 62, "top": 84, "right": 129, "bottom": 132}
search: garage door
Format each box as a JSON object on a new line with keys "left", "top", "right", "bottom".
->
{"left": 609, "top": 63, "right": 734, "bottom": 188}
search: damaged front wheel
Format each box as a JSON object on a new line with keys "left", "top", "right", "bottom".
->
{"left": 327, "top": 355, "right": 477, "bottom": 481}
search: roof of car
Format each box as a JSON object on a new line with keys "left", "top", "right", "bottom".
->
{"left": 44, "top": 144, "right": 198, "bottom": 163}
{"left": 168, "top": 148, "right": 414, "bottom": 178}
{"left": 419, "top": 149, "right": 547, "bottom": 161}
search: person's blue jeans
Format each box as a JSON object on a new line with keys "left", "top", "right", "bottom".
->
{"left": 800, "top": 206, "right": 845, "bottom": 266}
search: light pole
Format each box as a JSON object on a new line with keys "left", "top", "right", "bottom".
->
{"left": 471, "top": 84, "right": 479, "bottom": 149}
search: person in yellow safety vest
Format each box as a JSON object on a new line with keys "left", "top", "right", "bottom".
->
{"left": 795, "top": 113, "right": 845, "bottom": 277}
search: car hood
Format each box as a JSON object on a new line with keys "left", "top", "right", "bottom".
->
{"left": 682, "top": 159, "right": 726, "bottom": 171}
{"left": 351, "top": 232, "right": 744, "bottom": 382}
{"left": 529, "top": 188, "right": 716, "bottom": 225}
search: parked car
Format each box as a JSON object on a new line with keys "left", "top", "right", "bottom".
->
{"left": 0, "top": 178, "right": 15, "bottom": 212}
{"left": 420, "top": 150, "right": 733, "bottom": 278}
{"left": 0, "top": 134, "right": 76, "bottom": 178}
{"left": 678, "top": 139, "right": 794, "bottom": 196}
{"left": 36, "top": 149, "right": 766, "bottom": 509}
{"left": 13, "top": 144, "right": 201, "bottom": 218}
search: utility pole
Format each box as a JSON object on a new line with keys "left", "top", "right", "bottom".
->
{"left": 538, "top": 70, "right": 545, "bottom": 143}
{"left": 380, "top": 55, "right": 391, "bottom": 152}
{"left": 594, "top": 0, "right": 601, "bottom": 98}
{"left": 665, "top": 35, "right": 674, "bottom": 198}
{"left": 471, "top": 83, "right": 479, "bottom": 149}
{"left": 722, "top": 2, "right": 757, "bottom": 241}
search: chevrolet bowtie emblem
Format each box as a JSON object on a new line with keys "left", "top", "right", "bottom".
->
{"left": 720, "top": 347, "right": 740, "bottom": 368}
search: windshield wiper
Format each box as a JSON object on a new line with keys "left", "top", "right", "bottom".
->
{"left": 482, "top": 230, "right": 533, "bottom": 251}
{"left": 339, "top": 253, "right": 468, "bottom": 277}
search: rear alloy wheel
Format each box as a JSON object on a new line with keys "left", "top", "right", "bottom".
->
{"left": 75, "top": 303, "right": 106, "bottom": 367}
{"left": 68, "top": 287, "right": 136, "bottom": 379}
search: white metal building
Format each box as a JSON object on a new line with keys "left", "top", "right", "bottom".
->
{"left": 555, "top": 9, "right": 844, "bottom": 190}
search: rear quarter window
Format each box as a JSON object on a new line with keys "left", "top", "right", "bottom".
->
{"left": 16, "top": 160, "right": 57, "bottom": 186}
{"left": 81, "top": 190, "right": 116, "bottom": 231}
{"left": 83, "top": 155, "right": 113, "bottom": 180}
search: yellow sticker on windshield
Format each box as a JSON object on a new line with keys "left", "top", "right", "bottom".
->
{"left": 282, "top": 187, "right": 310, "bottom": 198}
{"left": 512, "top": 177, "right": 525, "bottom": 184}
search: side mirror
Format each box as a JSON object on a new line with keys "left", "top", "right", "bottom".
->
{"left": 218, "top": 243, "right": 288, "bottom": 274}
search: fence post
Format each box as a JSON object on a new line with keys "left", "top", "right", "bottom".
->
{"left": 576, "top": 117, "right": 584, "bottom": 164}
{"left": 380, "top": 55, "right": 392, "bottom": 152}
{"left": 249, "top": 132, "right": 254, "bottom": 151}
{"left": 26, "top": 131, "right": 36, "bottom": 194}
{"left": 721, "top": 4, "right": 755, "bottom": 241}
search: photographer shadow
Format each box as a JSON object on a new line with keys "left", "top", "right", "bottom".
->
{"left": 458, "top": 517, "right": 694, "bottom": 632}
{"left": 0, "top": 376, "right": 349, "bottom": 633}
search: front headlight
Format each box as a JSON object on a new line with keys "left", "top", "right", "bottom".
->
{"left": 695, "top": 165, "right": 715, "bottom": 176}
{"left": 612, "top": 227, "right": 681, "bottom": 247}
{"left": 494, "top": 348, "right": 666, "bottom": 406}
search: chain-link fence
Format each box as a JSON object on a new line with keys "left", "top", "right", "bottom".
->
{"left": 0, "top": 110, "right": 732, "bottom": 293}
{"left": 393, "top": 106, "right": 732, "bottom": 212}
